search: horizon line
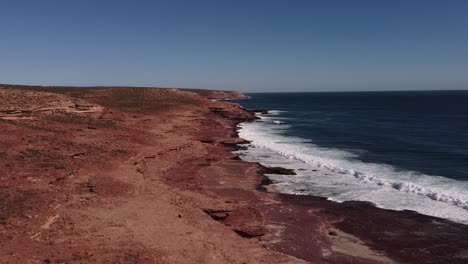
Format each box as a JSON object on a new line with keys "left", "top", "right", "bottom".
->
{"left": 1, "top": 83, "right": 467, "bottom": 94}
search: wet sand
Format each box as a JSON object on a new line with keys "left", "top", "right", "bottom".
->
{"left": 1, "top": 85, "right": 467, "bottom": 264}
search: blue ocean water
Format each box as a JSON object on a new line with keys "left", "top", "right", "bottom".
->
{"left": 231, "top": 91, "right": 468, "bottom": 224}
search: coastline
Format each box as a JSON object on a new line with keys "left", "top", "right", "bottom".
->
{"left": 228, "top": 106, "right": 468, "bottom": 264}
{"left": 0, "top": 85, "right": 301, "bottom": 264}
{"left": 1, "top": 85, "right": 467, "bottom": 263}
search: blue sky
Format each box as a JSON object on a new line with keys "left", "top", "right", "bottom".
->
{"left": 1, "top": 0, "right": 467, "bottom": 92}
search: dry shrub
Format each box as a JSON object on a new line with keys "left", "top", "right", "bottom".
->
{"left": 92, "top": 88, "right": 200, "bottom": 113}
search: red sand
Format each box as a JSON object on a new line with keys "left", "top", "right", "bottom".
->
{"left": 1, "top": 85, "right": 467, "bottom": 264}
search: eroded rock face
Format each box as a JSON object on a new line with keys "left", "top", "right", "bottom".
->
{"left": 258, "top": 165, "right": 296, "bottom": 175}
{"left": 204, "top": 207, "right": 267, "bottom": 238}
{"left": 0, "top": 89, "right": 103, "bottom": 120}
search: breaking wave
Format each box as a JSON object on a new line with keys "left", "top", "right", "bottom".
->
{"left": 237, "top": 113, "right": 468, "bottom": 224}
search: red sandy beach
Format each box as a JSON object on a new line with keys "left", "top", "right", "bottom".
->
{"left": 1, "top": 85, "right": 467, "bottom": 264}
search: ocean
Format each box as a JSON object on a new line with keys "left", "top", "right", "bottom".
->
{"left": 231, "top": 91, "right": 468, "bottom": 224}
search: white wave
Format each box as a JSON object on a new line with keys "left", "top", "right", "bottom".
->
{"left": 236, "top": 117, "right": 468, "bottom": 224}
{"left": 273, "top": 120, "right": 286, "bottom": 125}
{"left": 268, "top": 110, "right": 286, "bottom": 115}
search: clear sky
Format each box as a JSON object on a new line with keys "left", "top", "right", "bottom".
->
{"left": 1, "top": 0, "right": 467, "bottom": 92}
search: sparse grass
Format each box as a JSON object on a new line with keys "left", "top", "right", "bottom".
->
{"left": 47, "top": 112, "right": 117, "bottom": 128}
{"left": 0, "top": 85, "right": 203, "bottom": 114}
{"left": 0, "top": 187, "right": 38, "bottom": 224}
{"left": 92, "top": 88, "right": 200, "bottom": 113}
{"left": 0, "top": 118, "right": 64, "bottom": 133}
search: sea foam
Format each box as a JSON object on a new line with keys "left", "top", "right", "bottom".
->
{"left": 236, "top": 112, "right": 468, "bottom": 224}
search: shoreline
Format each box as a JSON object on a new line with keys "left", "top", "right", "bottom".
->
{"left": 235, "top": 109, "right": 468, "bottom": 224}
{"left": 1, "top": 85, "right": 467, "bottom": 263}
{"left": 218, "top": 102, "right": 468, "bottom": 264}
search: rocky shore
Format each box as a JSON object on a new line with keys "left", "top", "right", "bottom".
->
{"left": 1, "top": 85, "right": 467, "bottom": 264}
